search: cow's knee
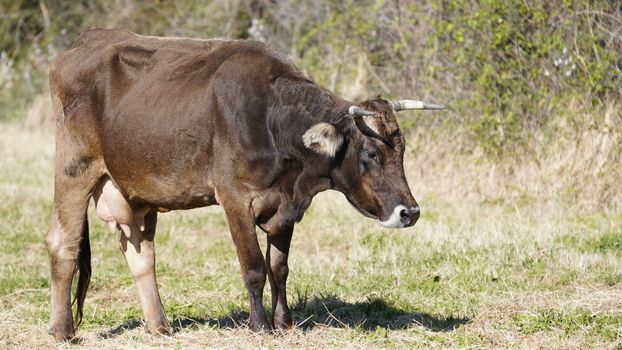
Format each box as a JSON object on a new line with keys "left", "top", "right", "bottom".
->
{"left": 243, "top": 265, "right": 267, "bottom": 292}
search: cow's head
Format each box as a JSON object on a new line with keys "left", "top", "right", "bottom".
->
{"left": 302, "top": 98, "right": 445, "bottom": 228}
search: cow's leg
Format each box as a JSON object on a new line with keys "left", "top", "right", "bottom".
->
{"left": 266, "top": 228, "right": 294, "bottom": 330}
{"left": 119, "top": 209, "right": 170, "bottom": 334}
{"left": 45, "top": 167, "right": 99, "bottom": 341}
{"left": 223, "top": 207, "right": 271, "bottom": 331}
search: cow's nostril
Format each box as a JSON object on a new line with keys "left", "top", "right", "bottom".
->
{"left": 399, "top": 206, "right": 420, "bottom": 226}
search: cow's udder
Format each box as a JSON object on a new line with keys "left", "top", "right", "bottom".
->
{"left": 93, "top": 177, "right": 148, "bottom": 237}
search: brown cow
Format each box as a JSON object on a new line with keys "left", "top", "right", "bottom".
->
{"left": 45, "top": 28, "right": 445, "bottom": 341}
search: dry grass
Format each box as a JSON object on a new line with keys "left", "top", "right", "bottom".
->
{"left": 0, "top": 100, "right": 621, "bottom": 349}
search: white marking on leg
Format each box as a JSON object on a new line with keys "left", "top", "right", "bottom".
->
{"left": 380, "top": 205, "right": 407, "bottom": 228}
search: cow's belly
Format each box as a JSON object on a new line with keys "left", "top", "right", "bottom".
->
{"left": 107, "top": 169, "right": 218, "bottom": 210}
{"left": 94, "top": 175, "right": 217, "bottom": 237}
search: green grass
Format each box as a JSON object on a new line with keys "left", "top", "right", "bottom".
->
{"left": 1, "top": 124, "right": 621, "bottom": 349}
{"left": 514, "top": 309, "right": 622, "bottom": 342}
{"left": 558, "top": 231, "right": 622, "bottom": 255}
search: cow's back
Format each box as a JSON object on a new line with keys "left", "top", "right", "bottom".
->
{"left": 50, "top": 28, "right": 303, "bottom": 115}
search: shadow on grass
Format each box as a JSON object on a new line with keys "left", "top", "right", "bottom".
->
{"left": 98, "top": 311, "right": 251, "bottom": 339}
{"left": 99, "top": 294, "right": 469, "bottom": 338}
{"left": 98, "top": 319, "right": 143, "bottom": 339}
{"left": 289, "top": 294, "right": 470, "bottom": 332}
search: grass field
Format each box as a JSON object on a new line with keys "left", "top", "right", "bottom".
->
{"left": 0, "top": 122, "right": 621, "bottom": 349}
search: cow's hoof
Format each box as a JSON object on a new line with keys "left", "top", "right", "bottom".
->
{"left": 145, "top": 320, "right": 171, "bottom": 336}
{"left": 273, "top": 307, "right": 293, "bottom": 331}
{"left": 273, "top": 314, "right": 293, "bottom": 331}
{"left": 249, "top": 314, "right": 273, "bottom": 333}
{"left": 48, "top": 325, "right": 76, "bottom": 343}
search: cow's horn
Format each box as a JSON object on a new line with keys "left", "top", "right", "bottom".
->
{"left": 349, "top": 106, "right": 376, "bottom": 116}
{"left": 391, "top": 100, "right": 447, "bottom": 111}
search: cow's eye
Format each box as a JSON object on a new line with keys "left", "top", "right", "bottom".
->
{"left": 363, "top": 149, "right": 377, "bottom": 160}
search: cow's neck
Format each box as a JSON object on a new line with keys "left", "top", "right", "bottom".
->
{"left": 257, "top": 81, "right": 350, "bottom": 235}
{"left": 255, "top": 118, "right": 341, "bottom": 235}
{"left": 256, "top": 154, "right": 334, "bottom": 235}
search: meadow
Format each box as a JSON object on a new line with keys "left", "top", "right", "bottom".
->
{"left": 0, "top": 116, "right": 620, "bottom": 349}
{"left": 1, "top": 1, "right": 621, "bottom": 348}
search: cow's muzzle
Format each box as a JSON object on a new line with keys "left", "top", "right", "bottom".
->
{"left": 380, "top": 205, "right": 420, "bottom": 228}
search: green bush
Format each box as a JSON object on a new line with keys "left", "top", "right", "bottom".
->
{"left": 426, "top": 0, "right": 620, "bottom": 155}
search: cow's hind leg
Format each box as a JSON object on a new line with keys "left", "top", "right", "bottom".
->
{"left": 266, "top": 228, "right": 293, "bottom": 330}
{"left": 46, "top": 161, "right": 99, "bottom": 341}
{"left": 120, "top": 209, "right": 170, "bottom": 334}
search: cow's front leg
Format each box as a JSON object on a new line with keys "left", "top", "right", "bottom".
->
{"left": 224, "top": 206, "right": 271, "bottom": 331}
{"left": 266, "top": 228, "right": 293, "bottom": 330}
{"left": 119, "top": 210, "right": 170, "bottom": 334}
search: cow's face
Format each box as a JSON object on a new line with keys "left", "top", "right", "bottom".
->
{"left": 303, "top": 99, "right": 420, "bottom": 228}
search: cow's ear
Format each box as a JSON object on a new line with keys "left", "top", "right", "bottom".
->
{"left": 302, "top": 122, "right": 344, "bottom": 158}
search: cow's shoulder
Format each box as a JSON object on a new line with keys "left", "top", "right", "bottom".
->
{"left": 49, "top": 29, "right": 134, "bottom": 92}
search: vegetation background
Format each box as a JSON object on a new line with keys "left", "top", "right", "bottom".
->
{"left": 0, "top": 0, "right": 620, "bottom": 349}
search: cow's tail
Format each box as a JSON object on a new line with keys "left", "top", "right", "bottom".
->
{"left": 72, "top": 216, "right": 91, "bottom": 328}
